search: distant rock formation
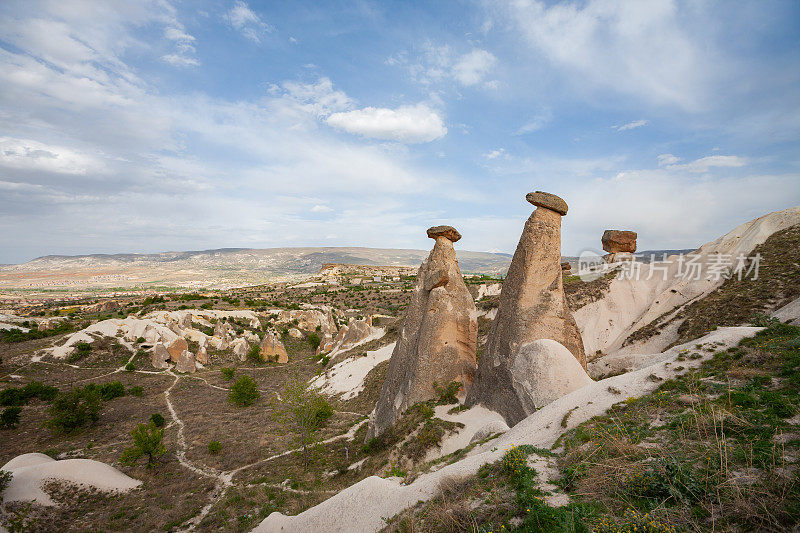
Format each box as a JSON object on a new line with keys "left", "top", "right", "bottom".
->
{"left": 467, "top": 192, "right": 586, "bottom": 425}
{"left": 366, "top": 225, "right": 477, "bottom": 440}
{"left": 260, "top": 331, "right": 288, "bottom": 363}
{"left": 232, "top": 338, "right": 249, "bottom": 361}
{"left": 175, "top": 350, "right": 196, "bottom": 373}
{"left": 151, "top": 343, "right": 170, "bottom": 369}
{"left": 167, "top": 338, "right": 188, "bottom": 363}
{"left": 196, "top": 345, "right": 208, "bottom": 365}
{"left": 278, "top": 308, "right": 336, "bottom": 335}
{"left": 602, "top": 229, "right": 637, "bottom": 263}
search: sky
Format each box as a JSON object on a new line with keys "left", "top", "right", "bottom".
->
{"left": 1, "top": 0, "right": 799, "bottom": 264}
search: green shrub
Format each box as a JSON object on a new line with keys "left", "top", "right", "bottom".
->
{"left": 150, "top": 413, "right": 166, "bottom": 427}
{"left": 75, "top": 342, "right": 92, "bottom": 354}
{"left": 207, "top": 440, "right": 222, "bottom": 454}
{"left": 92, "top": 381, "right": 125, "bottom": 401}
{"left": 121, "top": 422, "right": 166, "bottom": 469}
{"left": 48, "top": 388, "right": 101, "bottom": 433}
{"left": 433, "top": 381, "right": 462, "bottom": 405}
{"left": 247, "top": 344, "right": 263, "bottom": 364}
{"left": 0, "top": 470, "right": 11, "bottom": 498}
{"left": 1, "top": 406, "right": 22, "bottom": 429}
{"left": 124, "top": 362, "right": 135, "bottom": 372}
{"left": 221, "top": 367, "right": 236, "bottom": 380}
{"left": 307, "top": 332, "right": 321, "bottom": 350}
{"left": 136, "top": 337, "right": 145, "bottom": 344}
{"left": 128, "top": 386, "right": 144, "bottom": 397}
{"left": 1, "top": 381, "right": 59, "bottom": 406}
{"left": 228, "top": 375, "right": 260, "bottom": 406}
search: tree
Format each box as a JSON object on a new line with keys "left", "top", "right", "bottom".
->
{"left": 228, "top": 375, "right": 260, "bottom": 406}
{"left": 121, "top": 422, "right": 166, "bottom": 469}
{"left": 271, "top": 374, "right": 333, "bottom": 467}
{"left": 48, "top": 388, "right": 101, "bottom": 433}
{"left": 1, "top": 406, "right": 22, "bottom": 429}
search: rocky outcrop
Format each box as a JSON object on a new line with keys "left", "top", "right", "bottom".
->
{"left": 196, "top": 345, "right": 208, "bottom": 365}
{"left": 602, "top": 229, "right": 637, "bottom": 263}
{"left": 260, "top": 331, "right": 288, "bottom": 363}
{"left": 288, "top": 328, "right": 303, "bottom": 339}
{"left": 467, "top": 192, "right": 586, "bottom": 425}
{"left": 167, "top": 338, "right": 188, "bottom": 363}
{"left": 175, "top": 350, "right": 196, "bottom": 373}
{"left": 232, "top": 338, "right": 249, "bottom": 361}
{"left": 366, "top": 225, "right": 477, "bottom": 440}
{"left": 277, "top": 308, "right": 336, "bottom": 335}
{"left": 151, "top": 343, "right": 171, "bottom": 369}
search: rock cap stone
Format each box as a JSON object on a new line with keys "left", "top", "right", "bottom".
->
{"left": 426, "top": 225, "right": 462, "bottom": 242}
{"left": 601, "top": 229, "right": 638, "bottom": 253}
{"left": 525, "top": 191, "right": 568, "bottom": 216}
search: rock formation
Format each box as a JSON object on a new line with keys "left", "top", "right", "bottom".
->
{"left": 167, "top": 338, "right": 188, "bottom": 363}
{"left": 232, "top": 338, "right": 249, "bottom": 361}
{"left": 466, "top": 192, "right": 586, "bottom": 425}
{"left": 151, "top": 343, "right": 170, "bottom": 369}
{"left": 366, "top": 225, "right": 477, "bottom": 440}
{"left": 278, "top": 308, "right": 336, "bottom": 334}
{"left": 175, "top": 350, "right": 196, "bottom": 373}
{"left": 260, "top": 331, "right": 288, "bottom": 363}
{"left": 196, "top": 345, "right": 208, "bottom": 365}
{"left": 288, "top": 328, "right": 302, "bottom": 339}
{"left": 602, "top": 229, "right": 637, "bottom": 262}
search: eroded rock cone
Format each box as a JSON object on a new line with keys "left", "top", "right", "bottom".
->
{"left": 167, "top": 338, "right": 188, "bottom": 363}
{"left": 151, "top": 343, "right": 170, "bottom": 369}
{"left": 366, "top": 225, "right": 477, "bottom": 440}
{"left": 175, "top": 350, "right": 196, "bottom": 373}
{"left": 260, "top": 331, "right": 288, "bottom": 363}
{"left": 466, "top": 192, "right": 586, "bottom": 426}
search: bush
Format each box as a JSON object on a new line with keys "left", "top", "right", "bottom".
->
{"left": 307, "top": 332, "right": 321, "bottom": 350}
{"left": 124, "top": 362, "right": 135, "bottom": 372}
{"left": 128, "top": 386, "right": 144, "bottom": 397}
{"left": 228, "top": 375, "right": 260, "bottom": 407}
{"left": 121, "top": 422, "right": 166, "bottom": 469}
{"left": 247, "top": 344, "right": 263, "bottom": 364}
{"left": 1, "top": 406, "right": 22, "bottom": 429}
{"left": 433, "top": 381, "right": 462, "bottom": 405}
{"left": 75, "top": 342, "right": 92, "bottom": 354}
{"left": 150, "top": 413, "right": 166, "bottom": 427}
{"left": 136, "top": 337, "right": 145, "bottom": 344}
{"left": 49, "top": 388, "right": 101, "bottom": 433}
{"left": 1, "top": 381, "right": 59, "bottom": 406}
{"left": 207, "top": 440, "right": 222, "bottom": 454}
{"left": 0, "top": 470, "right": 11, "bottom": 498}
{"left": 220, "top": 367, "right": 236, "bottom": 380}
{"left": 89, "top": 381, "right": 125, "bottom": 401}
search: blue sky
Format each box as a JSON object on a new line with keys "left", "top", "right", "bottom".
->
{"left": 1, "top": 0, "right": 799, "bottom": 264}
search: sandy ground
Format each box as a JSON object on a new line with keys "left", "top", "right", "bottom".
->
{"left": 254, "top": 326, "right": 759, "bottom": 532}
{"left": 1, "top": 453, "right": 141, "bottom": 506}
{"left": 427, "top": 405, "right": 507, "bottom": 461}
{"left": 311, "top": 342, "right": 395, "bottom": 400}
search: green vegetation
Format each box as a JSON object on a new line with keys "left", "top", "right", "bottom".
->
{"left": 1, "top": 406, "right": 22, "bottom": 429}
{"left": 307, "top": 332, "right": 321, "bottom": 350}
{"left": 121, "top": 422, "right": 166, "bottom": 469}
{"left": 0, "top": 320, "right": 76, "bottom": 343}
{"left": 0, "top": 381, "right": 59, "bottom": 406}
{"left": 220, "top": 367, "right": 236, "bottom": 380}
{"left": 149, "top": 413, "right": 166, "bottom": 428}
{"left": 228, "top": 375, "right": 260, "bottom": 407}
{"left": 271, "top": 375, "right": 334, "bottom": 467}
{"left": 208, "top": 440, "right": 222, "bottom": 454}
{"left": 433, "top": 380, "right": 462, "bottom": 405}
{"left": 48, "top": 388, "right": 102, "bottom": 434}
{"left": 124, "top": 361, "right": 136, "bottom": 371}
{"left": 128, "top": 385, "right": 144, "bottom": 397}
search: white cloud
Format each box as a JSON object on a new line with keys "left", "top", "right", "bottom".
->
{"left": 225, "top": 1, "right": 272, "bottom": 43}
{"left": 515, "top": 109, "right": 552, "bottom": 134}
{"left": 162, "top": 54, "right": 200, "bottom": 67}
{"left": 614, "top": 119, "right": 648, "bottom": 131}
{"left": 452, "top": 49, "right": 497, "bottom": 86}
{"left": 388, "top": 44, "right": 498, "bottom": 88}
{"left": 326, "top": 104, "right": 447, "bottom": 143}
{"left": 0, "top": 137, "right": 105, "bottom": 175}
{"left": 484, "top": 148, "right": 506, "bottom": 159}
{"left": 657, "top": 153, "right": 681, "bottom": 166}
{"left": 162, "top": 25, "right": 198, "bottom": 67}
{"left": 311, "top": 204, "right": 333, "bottom": 213}
{"left": 667, "top": 155, "right": 747, "bottom": 173}
{"left": 505, "top": 0, "right": 712, "bottom": 109}
{"left": 275, "top": 77, "right": 353, "bottom": 116}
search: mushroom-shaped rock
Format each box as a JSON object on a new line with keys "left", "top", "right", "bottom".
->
{"left": 366, "top": 225, "right": 477, "bottom": 440}
{"left": 175, "top": 350, "right": 196, "bottom": 373}
{"left": 602, "top": 230, "right": 637, "bottom": 253}
{"left": 467, "top": 192, "right": 586, "bottom": 425}
{"left": 526, "top": 191, "right": 568, "bottom": 216}
{"left": 426, "top": 225, "right": 462, "bottom": 242}
{"left": 151, "top": 343, "right": 170, "bottom": 369}
{"left": 167, "top": 338, "right": 188, "bottom": 363}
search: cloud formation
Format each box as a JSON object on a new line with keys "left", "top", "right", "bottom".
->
{"left": 225, "top": 1, "right": 272, "bottom": 43}
{"left": 326, "top": 104, "right": 447, "bottom": 143}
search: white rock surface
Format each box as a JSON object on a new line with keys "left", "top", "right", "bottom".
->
{"left": 1, "top": 453, "right": 141, "bottom": 506}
